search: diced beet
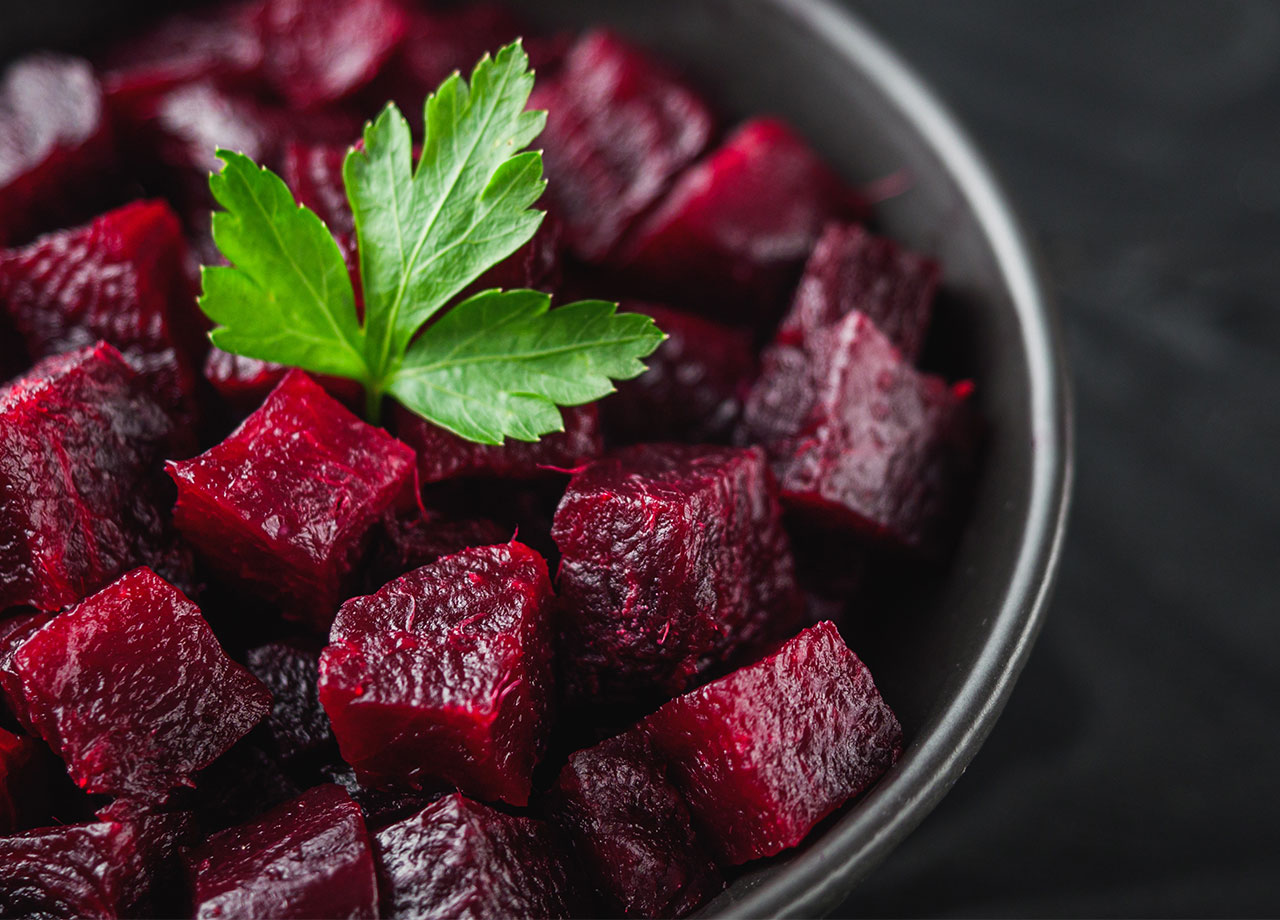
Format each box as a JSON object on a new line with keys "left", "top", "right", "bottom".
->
{"left": 281, "top": 140, "right": 356, "bottom": 238}
{"left": 362, "top": 509, "right": 509, "bottom": 592}
{"left": 621, "top": 118, "right": 864, "bottom": 323}
{"left": 778, "top": 221, "right": 940, "bottom": 360}
{"left": 94, "top": 800, "right": 198, "bottom": 919}
{"left": 529, "top": 30, "right": 715, "bottom": 262}
{"left": 256, "top": 0, "right": 409, "bottom": 109}
{"left": 393, "top": 402, "right": 601, "bottom": 485}
{"left": 319, "top": 542, "right": 555, "bottom": 805}
{"left": 603, "top": 302, "right": 756, "bottom": 445}
{"left": 0, "top": 610, "right": 53, "bottom": 730}
{"left": 553, "top": 444, "right": 803, "bottom": 704}
{"left": 641, "top": 621, "right": 902, "bottom": 864}
{"left": 553, "top": 729, "right": 722, "bottom": 917}
{"left": 320, "top": 761, "right": 445, "bottom": 830}
{"left": 0, "top": 344, "right": 193, "bottom": 612}
{"left": 202, "top": 347, "right": 365, "bottom": 417}
{"left": 168, "top": 369, "right": 416, "bottom": 625}
{"left": 0, "top": 199, "right": 202, "bottom": 424}
{"left": 742, "top": 310, "right": 976, "bottom": 554}
{"left": 374, "top": 793, "right": 579, "bottom": 920}
{"left": 0, "top": 55, "right": 114, "bottom": 247}
{"left": 0, "top": 821, "right": 141, "bottom": 918}
{"left": 10, "top": 568, "right": 270, "bottom": 800}
{"left": 245, "top": 640, "right": 335, "bottom": 765}
{"left": 186, "top": 784, "right": 379, "bottom": 920}
{"left": 0, "top": 727, "right": 46, "bottom": 833}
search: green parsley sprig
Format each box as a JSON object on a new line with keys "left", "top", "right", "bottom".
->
{"left": 198, "top": 41, "right": 664, "bottom": 444}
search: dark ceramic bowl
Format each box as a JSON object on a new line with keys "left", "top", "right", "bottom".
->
{"left": 6, "top": 1, "right": 1072, "bottom": 915}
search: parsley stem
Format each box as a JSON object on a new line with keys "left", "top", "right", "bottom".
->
{"left": 364, "top": 383, "right": 384, "bottom": 426}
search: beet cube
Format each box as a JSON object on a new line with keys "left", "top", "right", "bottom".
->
{"left": 530, "top": 30, "right": 715, "bottom": 262}
{"left": 603, "top": 302, "right": 756, "bottom": 445}
{"left": 256, "top": 0, "right": 409, "bottom": 109}
{"left": 10, "top": 568, "right": 270, "bottom": 800}
{"left": 202, "top": 346, "right": 364, "bottom": 416}
{"left": 394, "top": 402, "right": 601, "bottom": 485}
{"left": 641, "top": 621, "right": 902, "bottom": 864}
{"left": 0, "top": 199, "right": 202, "bottom": 423}
{"left": 319, "top": 541, "right": 555, "bottom": 805}
{"left": 621, "top": 118, "right": 863, "bottom": 323}
{"left": 0, "top": 727, "right": 46, "bottom": 833}
{"left": 778, "top": 221, "right": 940, "bottom": 360}
{"left": 0, "top": 610, "right": 53, "bottom": 729}
{"left": 169, "top": 369, "right": 416, "bottom": 625}
{"left": 0, "top": 55, "right": 114, "bottom": 247}
{"left": 553, "top": 729, "right": 722, "bottom": 917}
{"left": 362, "top": 509, "right": 509, "bottom": 591}
{"left": 742, "top": 310, "right": 975, "bottom": 554}
{"left": 0, "top": 343, "right": 192, "bottom": 612}
{"left": 553, "top": 444, "right": 802, "bottom": 704}
{"left": 94, "top": 800, "right": 197, "bottom": 918}
{"left": 374, "top": 793, "right": 579, "bottom": 920}
{"left": 186, "top": 783, "right": 378, "bottom": 920}
{"left": 245, "top": 640, "right": 335, "bottom": 765}
{"left": 0, "top": 821, "right": 141, "bottom": 918}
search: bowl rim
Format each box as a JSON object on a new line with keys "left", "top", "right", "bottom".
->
{"left": 712, "top": 2, "right": 1075, "bottom": 916}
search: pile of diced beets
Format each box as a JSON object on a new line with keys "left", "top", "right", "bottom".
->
{"left": 0, "top": 1, "right": 978, "bottom": 917}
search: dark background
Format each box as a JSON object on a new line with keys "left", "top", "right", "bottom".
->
{"left": 839, "top": 2, "right": 1280, "bottom": 916}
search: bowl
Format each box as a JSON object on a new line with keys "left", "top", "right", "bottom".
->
{"left": 6, "top": 1, "right": 1073, "bottom": 915}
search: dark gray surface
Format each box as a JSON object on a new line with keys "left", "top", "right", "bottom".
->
{"left": 840, "top": 2, "right": 1280, "bottom": 916}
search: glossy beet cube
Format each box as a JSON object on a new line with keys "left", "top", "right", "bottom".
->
{"left": 394, "top": 403, "right": 601, "bottom": 485}
{"left": 94, "top": 800, "right": 197, "bottom": 918}
{"left": 603, "top": 302, "right": 756, "bottom": 445}
{"left": 530, "top": 30, "right": 715, "bottom": 262}
{"left": 169, "top": 369, "right": 416, "bottom": 625}
{"left": 362, "top": 509, "right": 509, "bottom": 592}
{"left": 553, "top": 444, "right": 803, "bottom": 704}
{"left": 0, "top": 610, "right": 53, "bottom": 730}
{"left": 257, "top": 0, "right": 409, "bottom": 109}
{"left": 375, "top": 793, "right": 578, "bottom": 920}
{"left": 186, "top": 784, "right": 378, "bottom": 920}
{"left": 554, "top": 730, "right": 721, "bottom": 917}
{"left": 742, "top": 310, "right": 976, "bottom": 554}
{"left": 10, "top": 568, "right": 270, "bottom": 800}
{"left": 0, "top": 199, "right": 201, "bottom": 423}
{"left": 621, "top": 118, "right": 863, "bottom": 323}
{"left": 0, "top": 55, "right": 114, "bottom": 247}
{"left": 245, "top": 641, "right": 335, "bottom": 765}
{"left": 319, "top": 542, "right": 555, "bottom": 805}
{"left": 0, "top": 344, "right": 192, "bottom": 612}
{"left": 641, "top": 621, "right": 902, "bottom": 864}
{"left": 778, "top": 222, "right": 940, "bottom": 360}
{"left": 0, "top": 727, "right": 46, "bottom": 833}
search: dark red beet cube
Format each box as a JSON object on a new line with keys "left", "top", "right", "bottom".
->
{"left": 0, "top": 199, "right": 202, "bottom": 423}
{"left": 186, "top": 784, "right": 378, "bottom": 920}
{"left": 778, "top": 221, "right": 940, "bottom": 360}
{"left": 0, "top": 727, "right": 46, "bottom": 833}
{"left": 169, "top": 369, "right": 416, "bottom": 625}
{"left": 553, "top": 729, "right": 722, "bottom": 917}
{"left": 641, "top": 621, "right": 902, "bottom": 864}
{"left": 0, "top": 54, "right": 114, "bottom": 247}
{"left": 245, "top": 641, "right": 335, "bottom": 765}
{"left": 0, "top": 344, "right": 192, "bottom": 612}
{"left": 393, "top": 402, "right": 601, "bottom": 485}
{"left": 256, "top": 0, "right": 409, "bottom": 109}
{"left": 621, "top": 117, "right": 863, "bottom": 323}
{"left": 0, "top": 821, "right": 142, "bottom": 918}
{"left": 742, "top": 310, "right": 976, "bottom": 554}
{"left": 375, "top": 793, "right": 579, "bottom": 920}
{"left": 202, "top": 346, "right": 364, "bottom": 417}
{"left": 362, "top": 508, "right": 509, "bottom": 591}
{"left": 319, "top": 541, "right": 555, "bottom": 805}
{"left": 603, "top": 302, "right": 756, "bottom": 445}
{"left": 94, "top": 800, "right": 197, "bottom": 918}
{"left": 529, "top": 30, "right": 715, "bottom": 262}
{"left": 10, "top": 568, "right": 270, "bottom": 800}
{"left": 553, "top": 444, "right": 803, "bottom": 704}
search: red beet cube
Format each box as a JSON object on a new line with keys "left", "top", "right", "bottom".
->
{"left": 0, "top": 727, "right": 46, "bottom": 833}
{"left": 603, "top": 302, "right": 756, "bottom": 445}
{"left": 245, "top": 641, "right": 335, "bottom": 765}
{"left": 779, "top": 221, "right": 940, "bottom": 360}
{"left": 621, "top": 118, "right": 863, "bottom": 323}
{"left": 202, "top": 346, "right": 364, "bottom": 417}
{"left": 0, "top": 55, "right": 114, "bottom": 247}
{"left": 168, "top": 369, "right": 416, "bottom": 625}
{"left": 0, "top": 344, "right": 192, "bottom": 612}
{"left": 553, "top": 729, "right": 722, "bottom": 917}
{"left": 256, "top": 0, "right": 409, "bottom": 109}
{"left": 0, "top": 820, "right": 149, "bottom": 918}
{"left": 10, "top": 568, "right": 270, "bottom": 799}
{"left": 94, "top": 800, "right": 198, "bottom": 918}
{"left": 319, "top": 541, "right": 555, "bottom": 805}
{"left": 742, "top": 310, "right": 975, "bottom": 554}
{"left": 530, "top": 30, "right": 715, "bottom": 262}
{"left": 553, "top": 444, "right": 803, "bottom": 704}
{"left": 393, "top": 402, "right": 601, "bottom": 485}
{"left": 186, "top": 784, "right": 379, "bottom": 920}
{"left": 0, "top": 611, "right": 54, "bottom": 729}
{"left": 362, "top": 509, "right": 509, "bottom": 592}
{"left": 0, "top": 199, "right": 202, "bottom": 423}
{"left": 375, "top": 793, "right": 579, "bottom": 920}
{"left": 641, "top": 621, "right": 902, "bottom": 864}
